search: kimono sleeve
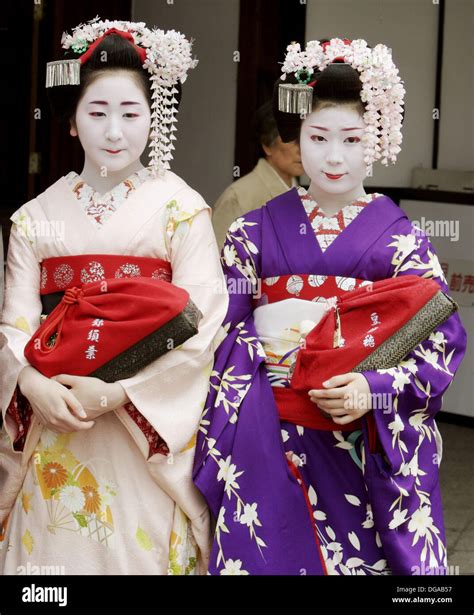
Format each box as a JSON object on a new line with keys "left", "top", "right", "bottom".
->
{"left": 0, "top": 217, "right": 42, "bottom": 522}
{"left": 117, "top": 206, "right": 229, "bottom": 455}
{"left": 220, "top": 216, "right": 262, "bottom": 325}
{"left": 360, "top": 227, "right": 467, "bottom": 471}
{"left": 194, "top": 213, "right": 266, "bottom": 483}
{"left": 0, "top": 218, "right": 42, "bottom": 443}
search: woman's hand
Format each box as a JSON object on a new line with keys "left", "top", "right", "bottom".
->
{"left": 309, "top": 372, "right": 372, "bottom": 425}
{"left": 18, "top": 366, "right": 94, "bottom": 433}
{"left": 52, "top": 374, "right": 129, "bottom": 421}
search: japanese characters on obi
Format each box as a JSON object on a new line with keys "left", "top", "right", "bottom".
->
{"left": 24, "top": 276, "right": 202, "bottom": 382}
{"left": 291, "top": 275, "right": 458, "bottom": 392}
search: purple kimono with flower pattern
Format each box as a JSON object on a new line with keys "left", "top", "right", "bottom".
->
{"left": 193, "top": 188, "right": 467, "bottom": 575}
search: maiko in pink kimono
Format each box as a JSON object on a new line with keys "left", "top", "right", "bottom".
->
{"left": 0, "top": 18, "right": 227, "bottom": 575}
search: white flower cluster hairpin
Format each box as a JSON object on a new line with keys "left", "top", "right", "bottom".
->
{"left": 48, "top": 16, "right": 198, "bottom": 176}
{"left": 279, "top": 38, "right": 405, "bottom": 171}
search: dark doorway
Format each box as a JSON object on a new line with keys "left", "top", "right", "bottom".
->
{"left": 234, "top": 0, "right": 307, "bottom": 177}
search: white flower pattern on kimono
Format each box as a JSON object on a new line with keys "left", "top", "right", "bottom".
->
{"left": 392, "top": 370, "right": 411, "bottom": 392}
{"left": 223, "top": 244, "right": 238, "bottom": 267}
{"left": 59, "top": 486, "right": 85, "bottom": 513}
{"left": 217, "top": 455, "right": 243, "bottom": 496}
{"left": 164, "top": 198, "right": 204, "bottom": 244}
{"left": 408, "top": 505, "right": 434, "bottom": 544}
{"left": 399, "top": 453, "right": 425, "bottom": 478}
{"left": 39, "top": 429, "right": 58, "bottom": 450}
{"left": 98, "top": 479, "right": 118, "bottom": 507}
{"left": 422, "top": 349, "right": 441, "bottom": 370}
{"left": 228, "top": 217, "right": 247, "bottom": 234}
{"left": 220, "top": 559, "right": 249, "bottom": 575}
{"left": 408, "top": 411, "right": 428, "bottom": 430}
{"left": 200, "top": 425, "right": 268, "bottom": 567}
{"left": 429, "top": 331, "right": 446, "bottom": 349}
{"left": 239, "top": 503, "right": 260, "bottom": 528}
{"left": 387, "top": 233, "right": 418, "bottom": 259}
{"left": 388, "top": 414, "right": 404, "bottom": 447}
{"left": 388, "top": 508, "right": 408, "bottom": 530}
{"left": 216, "top": 507, "right": 229, "bottom": 533}
{"left": 11, "top": 211, "right": 35, "bottom": 246}
{"left": 299, "top": 483, "right": 390, "bottom": 576}
{"left": 357, "top": 227, "right": 454, "bottom": 569}
{"left": 222, "top": 219, "right": 259, "bottom": 286}
{"left": 362, "top": 503, "right": 374, "bottom": 529}
{"left": 387, "top": 232, "right": 448, "bottom": 284}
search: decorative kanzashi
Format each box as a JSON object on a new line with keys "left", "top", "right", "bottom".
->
{"left": 279, "top": 38, "right": 405, "bottom": 171}
{"left": 46, "top": 16, "right": 198, "bottom": 176}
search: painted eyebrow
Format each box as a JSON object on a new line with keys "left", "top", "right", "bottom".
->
{"left": 87, "top": 101, "right": 142, "bottom": 106}
{"left": 309, "top": 125, "right": 364, "bottom": 131}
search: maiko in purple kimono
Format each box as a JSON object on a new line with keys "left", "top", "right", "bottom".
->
{"left": 193, "top": 187, "right": 467, "bottom": 575}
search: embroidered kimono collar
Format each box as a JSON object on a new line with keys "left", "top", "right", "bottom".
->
{"left": 64, "top": 167, "right": 153, "bottom": 227}
{"left": 65, "top": 166, "right": 152, "bottom": 199}
{"left": 261, "top": 188, "right": 407, "bottom": 278}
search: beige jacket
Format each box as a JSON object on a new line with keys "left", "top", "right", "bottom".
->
{"left": 212, "top": 158, "right": 294, "bottom": 248}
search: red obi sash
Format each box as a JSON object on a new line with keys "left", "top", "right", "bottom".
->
{"left": 257, "top": 273, "right": 368, "bottom": 306}
{"left": 274, "top": 387, "right": 362, "bottom": 431}
{"left": 40, "top": 254, "right": 172, "bottom": 295}
{"left": 26, "top": 253, "right": 204, "bottom": 383}
{"left": 262, "top": 272, "right": 454, "bottom": 455}
{"left": 261, "top": 273, "right": 379, "bottom": 450}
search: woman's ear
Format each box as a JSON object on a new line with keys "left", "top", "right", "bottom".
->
{"left": 69, "top": 118, "right": 78, "bottom": 137}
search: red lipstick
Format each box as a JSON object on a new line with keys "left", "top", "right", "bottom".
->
{"left": 324, "top": 172, "right": 345, "bottom": 180}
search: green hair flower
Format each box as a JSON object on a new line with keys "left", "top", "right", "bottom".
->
{"left": 295, "top": 67, "right": 314, "bottom": 85}
{"left": 71, "top": 38, "right": 88, "bottom": 54}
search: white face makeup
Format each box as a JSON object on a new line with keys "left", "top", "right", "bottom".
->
{"left": 299, "top": 106, "right": 368, "bottom": 199}
{"left": 71, "top": 72, "right": 151, "bottom": 175}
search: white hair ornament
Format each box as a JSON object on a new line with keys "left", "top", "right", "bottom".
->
{"left": 279, "top": 38, "right": 405, "bottom": 172}
{"left": 46, "top": 16, "right": 198, "bottom": 177}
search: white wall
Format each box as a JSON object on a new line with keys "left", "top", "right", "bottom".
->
{"left": 438, "top": 0, "right": 474, "bottom": 171}
{"left": 132, "top": 0, "right": 240, "bottom": 205}
{"left": 305, "top": 0, "right": 472, "bottom": 187}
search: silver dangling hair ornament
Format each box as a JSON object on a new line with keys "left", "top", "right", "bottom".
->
{"left": 278, "top": 62, "right": 315, "bottom": 115}
{"left": 45, "top": 60, "right": 81, "bottom": 87}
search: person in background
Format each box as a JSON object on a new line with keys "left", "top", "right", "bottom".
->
{"left": 212, "top": 100, "right": 304, "bottom": 247}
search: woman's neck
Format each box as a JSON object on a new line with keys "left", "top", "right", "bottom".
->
{"left": 307, "top": 182, "right": 367, "bottom": 217}
{"left": 79, "top": 158, "right": 146, "bottom": 194}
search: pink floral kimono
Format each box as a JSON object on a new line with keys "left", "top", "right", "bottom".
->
{"left": 0, "top": 167, "right": 228, "bottom": 574}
